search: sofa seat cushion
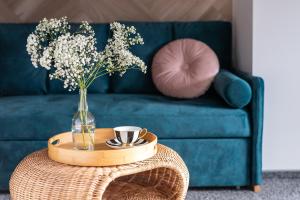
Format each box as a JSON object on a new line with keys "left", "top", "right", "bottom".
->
{"left": 0, "top": 94, "right": 250, "bottom": 140}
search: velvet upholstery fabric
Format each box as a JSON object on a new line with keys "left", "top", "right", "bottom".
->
{"left": 0, "top": 94, "right": 250, "bottom": 140}
{"left": 232, "top": 69, "right": 264, "bottom": 185}
{"left": 214, "top": 69, "right": 252, "bottom": 108}
{"left": 173, "top": 22, "right": 231, "bottom": 69}
{"left": 160, "top": 138, "right": 251, "bottom": 186}
{"left": 152, "top": 39, "right": 219, "bottom": 98}
{"left": 0, "top": 24, "right": 47, "bottom": 96}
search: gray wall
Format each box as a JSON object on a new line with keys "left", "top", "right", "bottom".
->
{"left": 233, "top": 0, "right": 300, "bottom": 170}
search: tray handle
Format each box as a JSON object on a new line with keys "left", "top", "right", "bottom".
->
{"left": 48, "top": 136, "right": 61, "bottom": 146}
{"left": 48, "top": 138, "right": 60, "bottom": 146}
{"left": 50, "top": 139, "right": 60, "bottom": 145}
{"left": 48, "top": 132, "right": 72, "bottom": 147}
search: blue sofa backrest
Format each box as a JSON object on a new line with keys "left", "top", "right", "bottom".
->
{"left": 0, "top": 22, "right": 231, "bottom": 96}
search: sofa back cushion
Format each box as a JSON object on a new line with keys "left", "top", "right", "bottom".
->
{"left": 0, "top": 22, "right": 231, "bottom": 95}
{"left": 110, "top": 21, "right": 231, "bottom": 94}
{"left": 0, "top": 23, "right": 110, "bottom": 96}
{"left": 0, "top": 24, "right": 47, "bottom": 96}
{"left": 173, "top": 22, "right": 231, "bottom": 69}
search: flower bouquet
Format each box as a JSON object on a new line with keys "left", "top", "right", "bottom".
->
{"left": 27, "top": 17, "right": 147, "bottom": 150}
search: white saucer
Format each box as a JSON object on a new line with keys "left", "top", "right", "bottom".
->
{"left": 106, "top": 138, "right": 148, "bottom": 149}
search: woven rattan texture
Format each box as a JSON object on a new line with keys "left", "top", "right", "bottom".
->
{"left": 10, "top": 144, "right": 189, "bottom": 200}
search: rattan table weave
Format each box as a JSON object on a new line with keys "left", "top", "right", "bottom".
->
{"left": 10, "top": 144, "right": 189, "bottom": 200}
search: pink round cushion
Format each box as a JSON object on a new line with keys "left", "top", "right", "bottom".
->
{"left": 152, "top": 39, "right": 219, "bottom": 98}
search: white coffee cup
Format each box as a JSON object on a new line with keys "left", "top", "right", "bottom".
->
{"left": 113, "top": 126, "right": 147, "bottom": 146}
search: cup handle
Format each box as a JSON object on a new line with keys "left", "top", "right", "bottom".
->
{"left": 139, "top": 128, "right": 148, "bottom": 139}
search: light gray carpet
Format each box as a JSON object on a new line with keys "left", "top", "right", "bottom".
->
{"left": 0, "top": 195, "right": 8, "bottom": 200}
{"left": 1, "top": 172, "right": 300, "bottom": 200}
{"left": 186, "top": 172, "right": 300, "bottom": 200}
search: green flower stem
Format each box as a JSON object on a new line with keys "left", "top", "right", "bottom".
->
{"left": 86, "top": 71, "right": 109, "bottom": 88}
{"left": 85, "top": 66, "right": 102, "bottom": 85}
{"left": 79, "top": 88, "right": 87, "bottom": 149}
{"left": 84, "top": 61, "right": 106, "bottom": 87}
{"left": 78, "top": 87, "right": 94, "bottom": 149}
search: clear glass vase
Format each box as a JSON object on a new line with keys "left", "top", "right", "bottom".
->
{"left": 72, "top": 88, "right": 95, "bottom": 150}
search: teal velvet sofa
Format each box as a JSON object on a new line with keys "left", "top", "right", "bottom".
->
{"left": 0, "top": 22, "right": 264, "bottom": 191}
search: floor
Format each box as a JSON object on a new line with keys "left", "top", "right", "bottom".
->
{"left": 1, "top": 172, "right": 300, "bottom": 200}
{"left": 187, "top": 172, "right": 300, "bottom": 200}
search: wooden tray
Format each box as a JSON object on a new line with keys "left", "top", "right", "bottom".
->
{"left": 48, "top": 128, "right": 157, "bottom": 166}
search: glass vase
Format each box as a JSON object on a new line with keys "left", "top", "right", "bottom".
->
{"left": 72, "top": 88, "right": 95, "bottom": 150}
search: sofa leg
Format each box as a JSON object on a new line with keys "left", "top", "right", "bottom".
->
{"left": 252, "top": 185, "right": 261, "bottom": 192}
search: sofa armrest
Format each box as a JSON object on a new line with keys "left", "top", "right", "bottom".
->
{"left": 229, "top": 68, "right": 264, "bottom": 185}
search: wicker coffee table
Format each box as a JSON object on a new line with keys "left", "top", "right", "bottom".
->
{"left": 10, "top": 144, "right": 189, "bottom": 200}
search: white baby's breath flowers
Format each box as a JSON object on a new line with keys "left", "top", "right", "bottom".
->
{"left": 26, "top": 34, "right": 41, "bottom": 67}
{"left": 26, "top": 17, "right": 70, "bottom": 68}
{"left": 41, "top": 33, "right": 99, "bottom": 90}
{"left": 101, "top": 22, "right": 147, "bottom": 76}
{"left": 26, "top": 17, "right": 147, "bottom": 91}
